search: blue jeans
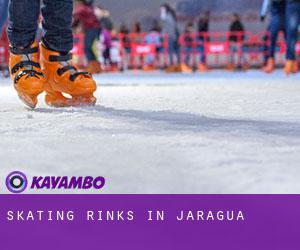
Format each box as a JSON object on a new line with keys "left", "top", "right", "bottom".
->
{"left": 285, "top": 0, "right": 300, "bottom": 60}
{"left": 0, "top": 0, "right": 8, "bottom": 33}
{"left": 7, "top": 0, "right": 73, "bottom": 53}
{"left": 184, "top": 47, "right": 192, "bottom": 65}
{"left": 168, "top": 37, "right": 181, "bottom": 65}
{"left": 268, "top": 1, "right": 286, "bottom": 58}
{"left": 197, "top": 37, "right": 206, "bottom": 64}
{"left": 84, "top": 28, "right": 100, "bottom": 62}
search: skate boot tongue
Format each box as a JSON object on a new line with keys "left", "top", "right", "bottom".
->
{"left": 10, "top": 46, "right": 44, "bottom": 83}
{"left": 48, "top": 52, "right": 91, "bottom": 82}
{"left": 9, "top": 44, "right": 45, "bottom": 108}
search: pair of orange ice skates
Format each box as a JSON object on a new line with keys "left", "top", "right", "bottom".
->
{"left": 9, "top": 42, "right": 97, "bottom": 108}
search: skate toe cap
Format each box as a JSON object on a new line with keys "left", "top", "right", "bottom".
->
{"left": 75, "top": 78, "right": 97, "bottom": 94}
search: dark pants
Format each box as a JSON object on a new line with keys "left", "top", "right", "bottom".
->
{"left": 268, "top": 1, "right": 286, "bottom": 59}
{"left": 168, "top": 37, "right": 181, "bottom": 65}
{"left": 197, "top": 37, "right": 206, "bottom": 64}
{"left": 184, "top": 47, "right": 192, "bottom": 65}
{"left": 7, "top": 0, "right": 73, "bottom": 53}
{"left": 0, "top": 0, "right": 8, "bottom": 33}
{"left": 285, "top": 0, "right": 300, "bottom": 60}
{"left": 84, "top": 28, "right": 100, "bottom": 62}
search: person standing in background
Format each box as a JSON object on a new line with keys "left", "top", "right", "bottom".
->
{"left": 144, "top": 22, "right": 162, "bottom": 71}
{"left": 73, "top": 0, "right": 102, "bottom": 74}
{"left": 284, "top": 0, "right": 300, "bottom": 74}
{"left": 160, "top": 3, "right": 181, "bottom": 72}
{"left": 197, "top": 11, "right": 210, "bottom": 72}
{"left": 119, "top": 24, "right": 131, "bottom": 70}
{"left": 94, "top": 5, "right": 113, "bottom": 31}
{"left": 181, "top": 22, "right": 194, "bottom": 73}
{"left": 261, "top": 0, "right": 286, "bottom": 73}
{"left": 227, "top": 13, "right": 248, "bottom": 71}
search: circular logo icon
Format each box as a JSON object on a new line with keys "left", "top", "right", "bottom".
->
{"left": 6, "top": 171, "right": 28, "bottom": 194}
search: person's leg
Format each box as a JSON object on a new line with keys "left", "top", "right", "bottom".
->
{"left": 197, "top": 37, "right": 208, "bottom": 71}
{"left": 200, "top": 48, "right": 206, "bottom": 64}
{"left": 240, "top": 43, "right": 248, "bottom": 70}
{"left": 40, "top": 0, "right": 97, "bottom": 107}
{"left": 184, "top": 48, "right": 189, "bottom": 65}
{"left": 175, "top": 40, "right": 181, "bottom": 65}
{"left": 7, "top": 0, "right": 44, "bottom": 108}
{"left": 41, "top": 0, "right": 73, "bottom": 53}
{"left": 268, "top": 8, "right": 284, "bottom": 58}
{"left": 285, "top": 1, "right": 300, "bottom": 60}
{"left": 168, "top": 37, "right": 174, "bottom": 65}
{"left": 230, "top": 44, "right": 236, "bottom": 65}
{"left": 7, "top": 0, "right": 40, "bottom": 48}
{"left": 181, "top": 47, "right": 192, "bottom": 73}
{"left": 263, "top": 2, "right": 285, "bottom": 73}
{"left": 84, "top": 28, "right": 97, "bottom": 62}
{"left": 198, "top": 38, "right": 205, "bottom": 63}
{"left": 85, "top": 28, "right": 102, "bottom": 74}
{"left": 0, "top": 0, "right": 8, "bottom": 34}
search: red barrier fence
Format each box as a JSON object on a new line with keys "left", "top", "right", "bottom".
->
{"left": 0, "top": 31, "right": 299, "bottom": 71}
{"left": 0, "top": 29, "right": 9, "bottom": 71}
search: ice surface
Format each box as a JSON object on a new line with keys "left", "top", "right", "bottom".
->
{"left": 0, "top": 71, "right": 300, "bottom": 194}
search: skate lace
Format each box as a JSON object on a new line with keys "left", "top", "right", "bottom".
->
{"left": 50, "top": 54, "right": 91, "bottom": 82}
{"left": 10, "top": 46, "right": 44, "bottom": 84}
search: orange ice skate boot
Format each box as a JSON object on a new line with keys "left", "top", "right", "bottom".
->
{"left": 165, "top": 64, "right": 177, "bottom": 73}
{"left": 263, "top": 58, "right": 275, "bottom": 73}
{"left": 181, "top": 63, "right": 193, "bottom": 73}
{"left": 9, "top": 43, "right": 45, "bottom": 108}
{"left": 198, "top": 63, "right": 208, "bottom": 72}
{"left": 87, "top": 60, "right": 102, "bottom": 74}
{"left": 40, "top": 43, "right": 97, "bottom": 107}
{"left": 284, "top": 60, "right": 296, "bottom": 75}
{"left": 225, "top": 64, "right": 235, "bottom": 71}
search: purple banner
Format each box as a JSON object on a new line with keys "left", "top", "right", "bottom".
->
{"left": 0, "top": 195, "right": 299, "bottom": 249}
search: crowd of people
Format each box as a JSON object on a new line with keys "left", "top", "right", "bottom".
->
{"left": 1, "top": 0, "right": 300, "bottom": 76}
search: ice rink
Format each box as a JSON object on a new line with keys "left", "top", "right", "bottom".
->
{"left": 0, "top": 70, "right": 300, "bottom": 194}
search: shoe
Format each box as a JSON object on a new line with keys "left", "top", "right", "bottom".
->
{"left": 175, "top": 65, "right": 183, "bottom": 72}
{"left": 181, "top": 63, "right": 193, "bottom": 73}
{"left": 263, "top": 58, "right": 275, "bottom": 73}
{"left": 242, "top": 64, "right": 249, "bottom": 71}
{"left": 40, "top": 43, "right": 97, "bottom": 107}
{"left": 110, "top": 63, "right": 119, "bottom": 72}
{"left": 143, "top": 65, "right": 155, "bottom": 71}
{"left": 87, "top": 60, "right": 102, "bottom": 74}
{"left": 225, "top": 64, "right": 235, "bottom": 71}
{"left": 284, "top": 60, "right": 295, "bottom": 75}
{"left": 283, "top": 60, "right": 298, "bottom": 75}
{"left": 165, "top": 65, "right": 177, "bottom": 73}
{"left": 9, "top": 43, "right": 45, "bottom": 108}
{"left": 198, "top": 63, "right": 208, "bottom": 72}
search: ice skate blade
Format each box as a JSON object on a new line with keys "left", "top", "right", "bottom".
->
{"left": 71, "top": 95, "right": 97, "bottom": 107}
{"left": 45, "top": 92, "right": 96, "bottom": 108}
{"left": 18, "top": 93, "right": 37, "bottom": 109}
{"left": 45, "top": 91, "right": 74, "bottom": 108}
